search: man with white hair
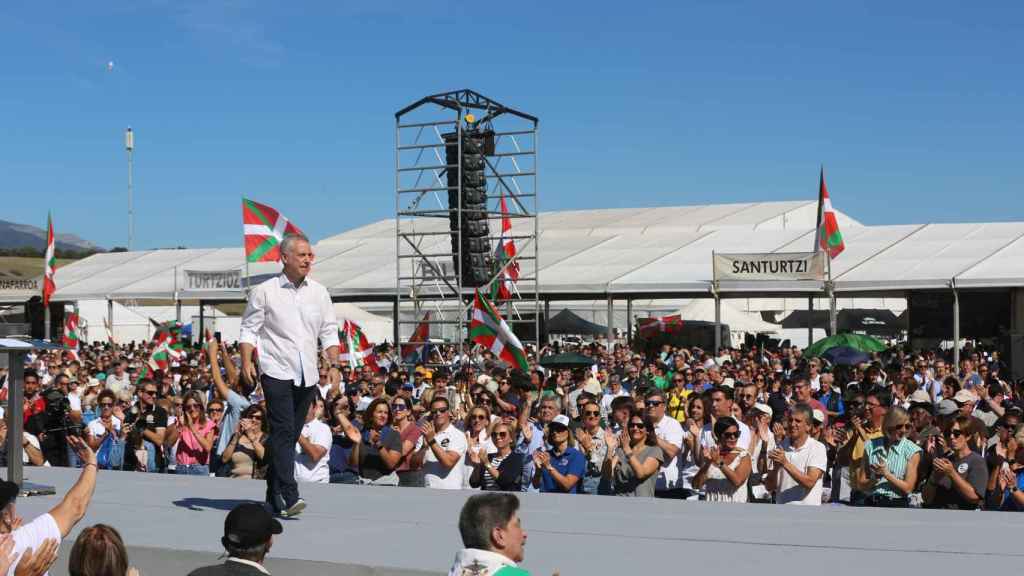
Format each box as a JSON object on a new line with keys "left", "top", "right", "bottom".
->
{"left": 240, "top": 234, "right": 340, "bottom": 518}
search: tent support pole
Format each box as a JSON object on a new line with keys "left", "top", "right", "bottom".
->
{"left": 714, "top": 292, "right": 722, "bottom": 354}
{"left": 952, "top": 281, "right": 960, "bottom": 370}
{"left": 393, "top": 297, "right": 400, "bottom": 345}
{"left": 808, "top": 296, "right": 814, "bottom": 345}
{"left": 626, "top": 298, "right": 633, "bottom": 347}
{"left": 44, "top": 305, "right": 51, "bottom": 341}
{"left": 198, "top": 301, "right": 205, "bottom": 342}
{"left": 107, "top": 299, "right": 114, "bottom": 342}
{"left": 606, "top": 295, "right": 614, "bottom": 350}
{"left": 543, "top": 299, "right": 550, "bottom": 344}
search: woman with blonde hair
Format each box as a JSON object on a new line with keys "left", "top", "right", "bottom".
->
{"left": 861, "top": 406, "right": 921, "bottom": 507}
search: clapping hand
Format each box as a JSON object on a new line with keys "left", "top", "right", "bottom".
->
{"left": 771, "top": 422, "right": 786, "bottom": 442}
{"left": 998, "top": 467, "right": 1017, "bottom": 491}
{"left": 574, "top": 428, "right": 592, "bottom": 452}
{"left": 933, "top": 457, "right": 954, "bottom": 476}
{"left": 701, "top": 446, "right": 721, "bottom": 466}
{"left": 14, "top": 538, "right": 58, "bottom": 576}
{"left": 619, "top": 431, "right": 632, "bottom": 456}
{"left": 604, "top": 430, "right": 619, "bottom": 452}
{"left": 420, "top": 421, "right": 436, "bottom": 443}
{"left": 767, "top": 447, "right": 786, "bottom": 465}
{"left": 870, "top": 457, "right": 889, "bottom": 479}
{"left": 756, "top": 420, "right": 771, "bottom": 443}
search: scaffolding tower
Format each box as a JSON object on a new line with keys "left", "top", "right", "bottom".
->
{"left": 395, "top": 89, "right": 539, "bottom": 368}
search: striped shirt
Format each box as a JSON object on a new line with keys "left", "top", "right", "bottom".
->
{"left": 865, "top": 436, "right": 921, "bottom": 498}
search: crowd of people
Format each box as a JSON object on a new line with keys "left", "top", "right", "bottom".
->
{"left": 2, "top": 327, "right": 1022, "bottom": 512}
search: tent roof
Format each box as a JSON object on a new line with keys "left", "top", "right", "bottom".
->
{"left": 677, "top": 299, "right": 780, "bottom": 334}
{"left": 546, "top": 309, "right": 608, "bottom": 335}
{"left": 30, "top": 199, "right": 1024, "bottom": 304}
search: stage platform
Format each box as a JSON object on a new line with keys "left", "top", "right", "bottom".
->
{"left": 8, "top": 467, "right": 1023, "bottom": 576}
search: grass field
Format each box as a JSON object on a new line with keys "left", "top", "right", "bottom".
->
{"left": 0, "top": 257, "right": 75, "bottom": 279}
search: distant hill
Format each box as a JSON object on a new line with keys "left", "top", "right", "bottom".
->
{"left": 0, "top": 219, "right": 102, "bottom": 252}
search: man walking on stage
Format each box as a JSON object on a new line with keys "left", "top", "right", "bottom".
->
{"left": 240, "top": 234, "right": 340, "bottom": 518}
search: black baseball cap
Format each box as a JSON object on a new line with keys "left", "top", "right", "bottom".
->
{"left": 222, "top": 503, "right": 282, "bottom": 548}
{"left": 0, "top": 481, "right": 19, "bottom": 510}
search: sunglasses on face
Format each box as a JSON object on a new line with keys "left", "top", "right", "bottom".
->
{"left": 720, "top": 431, "right": 740, "bottom": 440}
{"left": 583, "top": 410, "right": 600, "bottom": 417}
{"left": 494, "top": 431, "right": 510, "bottom": 438}
{"left": 645, "top": 400, "right": 664, "bottom": 407}
{"left": 431, "top": 407, "right": 449, "bottom": 416}
{"left": 208, "top": 407, "right": 224, "bottom": 414}
{"left": 391, "top": 404, "right": 408, "bottom": 412}
{"left": 472, "top": 414, "right": 488, "bottom": 421}
{"left": 887, "top": 423, "right": 911, "bottom": 432}
{"left": 948, "top": 429, "right": 965, "bottom": 438}
{"left": 99, "top": 402, "right": 114, "bottom": 408}
{"left": 141, "top": 389, "right": 156, "bottom": 396}
{"left": 627, "top": 422, "right": 646, "bottom": 430}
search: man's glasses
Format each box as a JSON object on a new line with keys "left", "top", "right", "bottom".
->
{"left": 720, "top": 431, "right": 740, "bottom": 440}
{"left": 583, "top": 410, "right": 600, "bottom": 417}
{"left": 431, "top": 407, "right": 449, "bottom": 416}
{"left": 141, "top": 389, "right": 156, "bottom": 396}
{"left": 645, "top": 400, "right": 664, "bottom": 407}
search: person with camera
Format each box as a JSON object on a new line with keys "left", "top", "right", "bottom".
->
{"left": 122, "top": 378, "right": 168, "bottom": 473}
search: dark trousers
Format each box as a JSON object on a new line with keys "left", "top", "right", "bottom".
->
{"left": 262, "top": 374, "right": 317, "bottom": 511}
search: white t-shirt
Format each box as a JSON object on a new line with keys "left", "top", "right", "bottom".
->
{"left": 653, "top": 416, "right": 684, "bottom": 491}
{"left": 105, "top": 373, "right": 130, "bottom": 394}
{"left": 294, "top": 420, "right": 331, "bottom": 484}
{"left": 22, "top": 433, "right": 48, "bottom": 466}
{"left": 776, "top": 436, "right": 827, "bottom": 505}
{"left": 422, "top": 425, "right": 468, "bottom": 489}
{"left": 87, "top": 416, "right": 122, "bottom": 439}
{"left": 67, "top": 392, "right": 82, "bottom": 413}
{"left": 9, "top": 513, "right": 61, "bottom": 576}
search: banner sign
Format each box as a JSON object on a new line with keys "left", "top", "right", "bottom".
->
{"left": 713, "top": 251, "right": 825, "bottom": 282}
{"left": 0, "top": 279, "right": 39, "bottom": 291}
{"left": 183, "top": 269, "right": 242, "bottom": 291}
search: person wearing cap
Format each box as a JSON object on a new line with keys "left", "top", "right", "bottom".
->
{"left": 908, "top": 397, "right": 941, "bottom": 446}
{"left": 600, "top": 375, "right": 629, "bottom": 421}
{"left": 747, "top": 403, "right": 776, "bottom": 501}
{"left": 531, "top": 414, "right": 585, "bottom": 494}
{"left": 448, "top": 493, "right": 529, "bottom": 576}
{"left": 239, "top": 234, "right": 340, "bottom": 518}
{"left": 1, "top": 435, "right": 98, "bottom": 576}
{"left": 189, "top": 503, "right": 283, "bottom": 576}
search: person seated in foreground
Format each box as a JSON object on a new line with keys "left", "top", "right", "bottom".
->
{"left": 188, "top": 503, "right": 283, "bottom": 576}
{"left": 449, "top": 493, "right": 530, "bottom": 576}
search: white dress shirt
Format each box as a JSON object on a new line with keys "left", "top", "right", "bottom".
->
{"left": 239, "top": 274, "right": 340, "bottom": 387}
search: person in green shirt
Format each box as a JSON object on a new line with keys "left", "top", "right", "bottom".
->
{"left": 448, "top": 493, "right": 531, "bottom": 576}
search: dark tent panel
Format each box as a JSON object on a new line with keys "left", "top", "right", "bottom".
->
{"left": 780, "top": 309, "right": 906, "bottom": 337}
{"left": 547, "top": 309, "right": 608, "bottom": 335}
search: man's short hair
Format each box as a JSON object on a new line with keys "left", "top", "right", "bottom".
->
{"left": 429, "top": 395, "right": 450, "bottom": 410}
{"left": 23, "top": 369, "right": 39, "bottom": 381}
{"left": 458, "top": 493, "right": 520, "bottom": 551}
{"left": 791, "top": 402, "right": 813, "bottom": 424}
{"left": 645, "top": 388, "right": 665, "bottom": 402}
{"left": 610, "top": 396, "right": 634, "bottom": 413}
{"left": 710, "top": 386, "right": 733, "bottom": 401}
{"left": 279, "top": 233, "right": 310, "bottom": 257}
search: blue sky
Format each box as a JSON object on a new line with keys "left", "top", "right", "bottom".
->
{"left": 2, "top": 1, "right": 1022, "bottom": 249}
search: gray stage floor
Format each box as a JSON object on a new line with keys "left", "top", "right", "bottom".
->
{"left": 9, "top": 467, "right": 1024, "bottom": 576}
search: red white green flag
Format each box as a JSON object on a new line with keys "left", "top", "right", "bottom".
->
{"left": 400, "top": 312, "right": 431, "bottom": 364}
{"left": 147, "top": 322, "right": 186, "bottom": 372}
{"left": 470, "top": 290, "right": 529, "bottom": 371}
{"left": 43, "top": 212, "right": 56, "bottom": 306}
{"left": 62, "top": 312, "right": 80, "bottom": 360}
{"left": 816, "top": 168, "right": 845, "bottom": 259}
{"left": 243, "top": 198, "right": 305, "bottom": 263}
{"left": 340, "top": 320, "right": 380, "bottom": 372}
{"left": 638, "top": 315, "right": 684, "bottom": 337}
{"left": 489, "top": 191, "right": 520, "bottom": 301}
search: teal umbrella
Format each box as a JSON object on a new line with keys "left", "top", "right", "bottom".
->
{"left": 805, "top": 333, "right": 886, "bottom": 358}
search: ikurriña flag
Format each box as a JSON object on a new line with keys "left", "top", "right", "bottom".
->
{"left": 243, "top": 198, "right": 305, "bottom": 263}
{"left": 401, "top": 312, "right": 432, "bottom": 364}
{"left": 638, "top": 315, "right": 684, "bottom": 337}
{"left": 43, "top": 212, "right": 56, "bottom": 306}
{"left": 816, "top": 168, "right": 845, "bottom": 259}
{"left": 470, "top": 290, "right": 529, "bottom": 371}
